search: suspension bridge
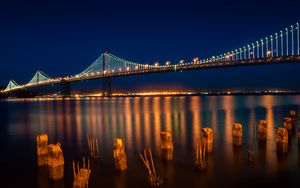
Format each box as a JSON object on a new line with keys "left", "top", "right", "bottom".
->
{"left": 1, "top": 22, "right": 300, "bottom": 97}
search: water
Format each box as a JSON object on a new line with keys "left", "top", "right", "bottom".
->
{"left": 1, "top": 95, "right": 300, "bottom": 187}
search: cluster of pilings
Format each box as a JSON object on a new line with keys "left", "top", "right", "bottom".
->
{"left": 275, "top": 110, "right": 297, "bottom": 153}
{"left": 230, "top": 110, "right": 299, "bottom": 157}
{"left": 36, "top": 110, "right": 300, "bottom": 187}
{"left": 36, "top": 134, "right": 64, "bottom": 180}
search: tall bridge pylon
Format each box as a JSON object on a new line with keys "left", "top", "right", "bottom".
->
{"left": 27, "top": 70, "right": 52, "bottom": 85}
{"left": 79, "top": 51, "right": 145, "bottom": 96}
{"left": 4, "top": 80, "right": 19, "bottom": 92}
{"left": 102, "top": 52, "right": 112, "bottom": 97}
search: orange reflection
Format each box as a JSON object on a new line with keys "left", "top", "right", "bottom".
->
{"left": 91, "top": 99, "right": 98, "bottom": 137}
{"left": 125, "top": 97, "right": 133, "bottom": 151}
{"left": 153, "top": 97, "right": 161, "bottom": 152}
{"left": 65, "top": 100, "right": 72, "bottom": 144}
{"left": 179, "top": 97, "right": 186, "bottom": 147}
{"left": 75, "top": 100, "right": 83, "bottom": 148}
{"left": 190, "top": 96, "right": 201, "bottom": 145}
{"left": 164, "top": 97, "right": 172, "bottom": 131}
{"left": 209, "top": 96, "right": 218, "bottom": 137}
{"left": 261, "top": 95, "right": 277, "bottom": 172}
{"left": 143, "top": 97, "right": 151, "bottom": 146}
{"left": 56, "top": 101, "right": 64, "bottom": 140}
{"left": 133, "top": 97, "right": 142, "bottom": 150}
{"left": 223, "top": 96, "right": 234, "bottom": 164}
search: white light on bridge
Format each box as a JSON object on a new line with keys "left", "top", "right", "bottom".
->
{"left": 192, "top": 57, "right": 199, "bottom": 64}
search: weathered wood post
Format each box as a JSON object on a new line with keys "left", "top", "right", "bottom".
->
{"left": 232, "top": 123, "right": 243, "bottom": 147}
{"left": 195, "top": 136, "right": 207, "bottom": 171}
{"left": 257, "top": 120, "right": 267, "bottom": 142}
{"left": 48, "top": 143, "right": 64, "bottom": 180}
{"left": 140, "top": 147, "right": 163, "bottom": 186}
{"left": 113, "top": 138, "right": 127, "bottom": 171}
{"left": 201, "top": 128, "right": 213, "bottom": 153}
{"left": 275, "top": 128, "right": 288, "bottom": 153}
{"left": 248, "top": 150, "right": 255, "bottom": 162}
{"left": 88, "top": 137, "right": 99, "bottom": 158}
{"left": 283, "top": 117, "right": 294, "bottom": 135}
{"left": 73, "top": 157, "right": 91, "bottom": 188}
{"left": 36, "top": 134, "right": 49, "bottom": 166}
{"left": 289, "top": 110, "right": 296, "bottom": 124}
{"left": 160, "top": 131, "right": 174, "bottom": 161}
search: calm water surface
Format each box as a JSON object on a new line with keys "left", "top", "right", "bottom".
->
{"left": 1, "top": 95, "right": 300, "bottom": 188}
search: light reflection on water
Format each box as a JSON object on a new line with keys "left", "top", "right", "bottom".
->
{"left": 2, "top": 95, "right": 300, "bottom": 187}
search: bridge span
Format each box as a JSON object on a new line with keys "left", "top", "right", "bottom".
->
{"left": 1, "top": 22, "right": 300, "bottom": 96}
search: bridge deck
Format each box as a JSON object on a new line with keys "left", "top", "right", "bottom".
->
{"left": 2, "top": 55, "right": 300, "bottom": 93}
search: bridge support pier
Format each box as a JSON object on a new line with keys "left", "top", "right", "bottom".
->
{"left": 61, "top": 82, "right": 71, "bottom": 97}
{"left": 102, "top": 76, "right": 112, "bottom": 97}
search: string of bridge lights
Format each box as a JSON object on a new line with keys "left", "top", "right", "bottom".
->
{"left": 202, "top": 22, "right": 300, "bottom": 63}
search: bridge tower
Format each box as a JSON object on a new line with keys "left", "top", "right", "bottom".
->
{"left": 102, "top": 52, "right": 112, "bottom": 97}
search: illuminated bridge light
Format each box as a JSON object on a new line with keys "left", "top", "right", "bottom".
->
{"left": 193, "top": 57, "right": 199, "bottom": 64}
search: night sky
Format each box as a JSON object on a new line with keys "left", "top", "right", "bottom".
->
{"left": 0, "top": 0, "right": 300, "bottom": 91}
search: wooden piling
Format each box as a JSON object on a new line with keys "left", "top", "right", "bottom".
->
{"left": 232, "top": 123, "right": 243, "bottom": 147}
{"left": 140, "top": 147, "right": 163, "bottom": 187}
{"left": 160, "top": 131, "right": 174, "bottom": 161}
{"left": 283, "top": 117, "right": 294, "bottom": 135}
{"left": 201, "top": 128, "right": 213, "bottom": 153}
{"left": 113, "top": 138, "right": 127, "bottom": 171}
{"left": 289, "top": 110, "right": 296, "bottom": 122}
{"left": 73, "top": 157, "right": 91, "bottom": 188}
{"left": 195, "top": 136, "right": 207, "bottom": 171}
{"left": 48, "top": 143, "right": 64, "bottom": 180}
{"left": 275, "top": 127, "right": 288, "bottom": 153}
{"left": 257, "top": 120, "right": 267, "bottom": 142}
{"left": 248, "top": 150, "right": 255, "bottom": 162}
{"left": 88, "top": 137, "right": 99, "bottom": 158}
{"left": 36, "top": 134, "right": 49, "bottom": 166}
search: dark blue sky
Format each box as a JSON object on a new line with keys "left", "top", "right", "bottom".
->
{"left": 0, "top": 0, "right": 300, "bottom": 90}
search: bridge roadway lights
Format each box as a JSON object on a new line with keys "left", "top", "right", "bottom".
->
{"left": 102, "top": 76, "right": 112, "bottom": 97}
{"left": 61, "top": 82, "right": 71, "bottom": 97}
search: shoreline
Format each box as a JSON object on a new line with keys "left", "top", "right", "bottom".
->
{"left": 1, "top": 90, "right": 300, "bottom": 100}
